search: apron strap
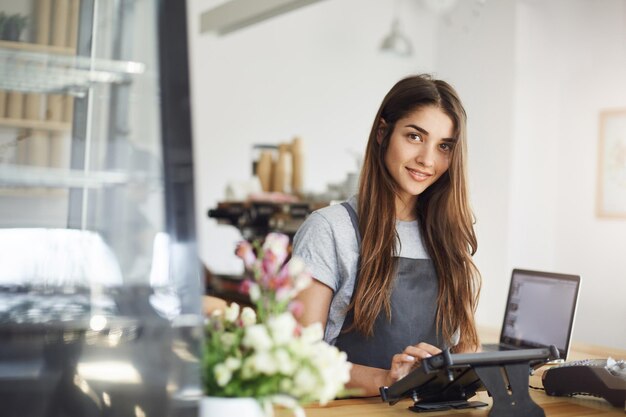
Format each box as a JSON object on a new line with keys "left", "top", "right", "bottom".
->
{"left": 340, "top": 202, "right": 361, "bottom": 305}
{"left": 340, "top": 202, "right": 361, "bottom": 246}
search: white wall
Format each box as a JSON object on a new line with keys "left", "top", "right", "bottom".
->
{"left": 511, "top": 0, "right": 626, "bottom": 349}
{"left": 433, "top": 0, "right": 517, "bottom": 335}
{"left": 188, "top": 0, "right": 626, "bottom": 349}
{"left": 437, "top": 0, "right": 626, "bottom": 350}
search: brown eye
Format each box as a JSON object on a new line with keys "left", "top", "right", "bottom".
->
{"left": 408, "top": 133, "right": 422, "bottom": 142}
{"left": 440, "top": 143, "right": 453, "bottom": 152}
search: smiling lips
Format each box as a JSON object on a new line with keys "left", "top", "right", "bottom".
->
{"left": 406, "top": 167, "right": 433, "bottom": 182}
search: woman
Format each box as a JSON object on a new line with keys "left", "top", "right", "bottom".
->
{"left": 292, "top": 74, "right": 481, "bottom": 396}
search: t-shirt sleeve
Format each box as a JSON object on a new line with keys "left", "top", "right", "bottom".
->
{"left": 292, "top": 212, "right": 339, "bottom": 292}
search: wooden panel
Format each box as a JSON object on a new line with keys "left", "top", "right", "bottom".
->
{"left": 280, "top": 391, "right": 625, "bottom": 417}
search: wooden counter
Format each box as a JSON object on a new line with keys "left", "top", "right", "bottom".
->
{"left": 295, "top": 390, "right": 624, "bottom": 417}
{"left": 277, "top": 329, "right": 626, "bottom": 417}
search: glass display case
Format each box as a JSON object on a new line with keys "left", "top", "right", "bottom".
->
{"left": 0, "top": 1, "right": 202, "bottom": 416}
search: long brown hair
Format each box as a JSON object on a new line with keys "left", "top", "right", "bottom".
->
{"left": 349, "top": 74, "right": 481, "bottom": 352}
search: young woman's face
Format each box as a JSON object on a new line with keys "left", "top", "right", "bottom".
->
{"left": 383, "top": 105, "right": 455, "bottom": 207}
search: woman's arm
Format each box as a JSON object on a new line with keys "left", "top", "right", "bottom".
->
{"left": 202, "top": 295, "right": 227, "bottom": 315}
{"left": 296, "top": 280, "right": 384, "bottom": 396}
{"left": 296, "top": 280, "right": 441, "bottom": 397}
{"left": 295, "top": 278, "right": 333, "bottom": 330}
{"left": 346, "top": 364, "right": 388, "bottom": 397}
{"left": 347, "top": 343, "right": 442, "bottom": 396}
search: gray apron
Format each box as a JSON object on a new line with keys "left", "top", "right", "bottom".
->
{"left": 334, "top": 202, "right": 442, "bottom": 370}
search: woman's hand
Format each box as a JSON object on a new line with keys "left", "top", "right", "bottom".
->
{"left": 386, "top": 342, "right": 442, "bottom": 386}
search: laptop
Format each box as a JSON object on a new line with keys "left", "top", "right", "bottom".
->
{"left": 482, "top": 268, "right": 581, "bottom": 361}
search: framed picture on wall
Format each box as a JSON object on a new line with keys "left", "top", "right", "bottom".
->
{"left": 597, "top": 109, "right": 626, "bottom": 218}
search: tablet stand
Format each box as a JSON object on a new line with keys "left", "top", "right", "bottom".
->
{"left": 408, "top": 398, "right": 487, "bottom": 412}
{"left": 403, "top": 361, "right": 544, "bottom": 416}
{"left": 380, "top": 347, "right": 558, "bottom": 416}
{"left": 474, "top": 363, "right": 545, "bottom": 417}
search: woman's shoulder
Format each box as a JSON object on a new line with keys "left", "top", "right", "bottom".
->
{"left": 317, "top": 195, "right": 356, "bottom": 216}
{"left": 311, "top": 200, "right": 352, "bottom": 224}
{"left": 294, "top": 198, "right": 358, "bottom": 244}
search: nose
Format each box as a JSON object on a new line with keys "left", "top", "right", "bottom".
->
{"left": 416, "top": 145, "right": 435, "bottom": 168}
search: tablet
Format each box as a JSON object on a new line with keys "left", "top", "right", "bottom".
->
{"left": 380, "top": 346, "right": 558, "bottom": 407}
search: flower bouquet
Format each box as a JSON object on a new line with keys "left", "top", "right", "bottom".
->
{"left": 202, "top": 233, "right": 352, "bottom": 416}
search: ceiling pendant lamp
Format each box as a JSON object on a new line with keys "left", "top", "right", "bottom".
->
{"left": 380, "top": 17, "right": 413, "bottom": 57}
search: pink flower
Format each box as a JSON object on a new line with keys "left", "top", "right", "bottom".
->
{"left": 239, "top": 279, "right": 253, "bottom": 295}
{"left": 262, "top": 250, "right": 282, "bottom": 276}
{"left": 270, "top": 265, "right": 290, "bottom": 290}
{"left": 258, "top": 271, "right": 272, "bottom": 289}
{"left": 235, "top": 241, "right": 256, "bottom": 268}
{"left": 288, "top": 300, "right": 304, "bottom": 318}
{"left": 262, "top": 233, "right": 289, "bottom": 266}
{"left": 276, "top": 287, "right": 292, "bottom": 302}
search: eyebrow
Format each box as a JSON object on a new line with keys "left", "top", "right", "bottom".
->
{"left": 404, "top": 124, "right": 458, "bottom": 142}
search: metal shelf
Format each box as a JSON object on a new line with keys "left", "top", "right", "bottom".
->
{"left": 0, "top": 164, "right": 160, "bottom": 189}
{"left": 0, "top": 46, "right": 145, "bottom": 96}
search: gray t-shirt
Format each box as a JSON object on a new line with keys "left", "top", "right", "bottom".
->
{"left": 292, "top": 196, "right": 430, "bottom": 345}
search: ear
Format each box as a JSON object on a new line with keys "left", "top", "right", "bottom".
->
{"left": 376, "top": 118, "right": 388, "bottom": 144}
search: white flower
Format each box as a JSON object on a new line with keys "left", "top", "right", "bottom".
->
{"left": 252, "top": 350, "right": 278, "bottom": 375}
{"left": 249, "top": 283, "right": 261, "bottom": 302}
{"left": 224, "top": 357, "right": 241, "bottom": 371}
{"left": 262, "top": 233, "right": 290, "bottom": 256}
{"left": 300, "top": 322, "right": 323, "bottom": 344}
{"left": 240, "top": 306, "right": 256, "bottom": 326}
{"left": 274, "top": 348, "right": 296, "bottom": 375}
{"left": 275, "top": 287, "right": 293, "bottom": 302}
{"left": 287, "top": 257, "right": 306, "bottom": 277}
{"left": 287, "top": 257, "right": 312, "bottom": 293}
{"left": 293, "top": 367, "right": 318, "bottom": 396}
{"left": 279, "top": 378, "right": 294, "bottom": 393}
{"left": 293, "top": 272, "right": 312, "bottom": 292}
{"left": 214, "top": 363, "right": 232, "bottom": 387}
{"left": 224, "top": 303, "right": 240, "bottom": 323}
{"left": 287, "top": 336, "right": 313, "bottom": 359}
{"left": 268, "top": 313, "right": 296, "bottom": 345}
{"left": 242, "top": 324, "right": 273, "bottom": 351}
{"left": 241, "top": 357, "right": 257, "bottom": 380}
{"left": 220, "top": 332, "right": 236, "bottom": 348}
{"left": 262, "top": 233, "right": 290, "bottom": 269}
{"left": 308, "top": 344, "right": 352, "bottom": 405}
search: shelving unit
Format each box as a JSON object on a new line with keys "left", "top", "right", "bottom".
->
{"left": 0, "top": 46, "right": 145, "bottom": 96}
{"left": 0, "top": 40, "right": 74, "bottom": 55}
{"left": 0, "top": 117, "right": 70, "bottom": 132}
{"left": 0, "top": 164, "right": 162, "bottom": 189}
{"left": 0, "top": 1, "right": 204, "bottom": 413}
{"left": 0, "top": 164, "right": 128, "bottom": 188}
{"left": 0, "top": 43, "right": 145, "bottom": 178}
{"left": 0, "top": 0, "right": 166, "bottom": 235}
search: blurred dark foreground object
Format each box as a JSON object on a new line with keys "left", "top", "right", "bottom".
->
{"left": 0, "top": 285, "right": 201, "bottom": 417}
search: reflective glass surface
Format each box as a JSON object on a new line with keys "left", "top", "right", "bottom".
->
{"left": 0, "top": 1, "right": 201, "bottom": 416}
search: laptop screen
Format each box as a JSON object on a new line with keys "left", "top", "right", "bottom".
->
{"left": 501, "top": 269, "right": 580, "bottom": 359}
